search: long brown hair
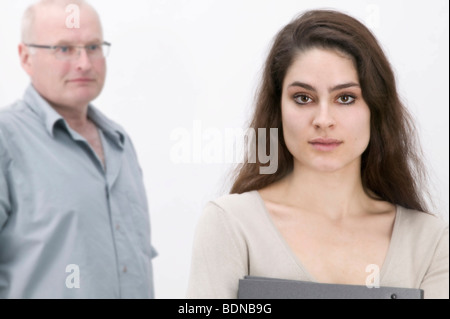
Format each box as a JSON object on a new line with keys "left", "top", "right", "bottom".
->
{"left": 230, "top": 10, "right": 430, "bottom": 213}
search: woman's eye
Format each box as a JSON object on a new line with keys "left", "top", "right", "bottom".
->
{"left": 337, "top": 95, "right": 356, "bottom": 105}
{"left": 294, "top": 94, "right": 313, "bottom": 105}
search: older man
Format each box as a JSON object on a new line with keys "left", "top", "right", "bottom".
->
{"left": 0, "top": 0, "right": 156, "bottom": 298}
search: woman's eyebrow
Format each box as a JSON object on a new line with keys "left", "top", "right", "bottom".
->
{"left": 288, "top": 81, "right": 360, "bottom": 92}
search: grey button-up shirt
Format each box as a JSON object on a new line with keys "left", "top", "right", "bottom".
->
{"left": 0, "top": 85, "right": 156, "bottom": 298}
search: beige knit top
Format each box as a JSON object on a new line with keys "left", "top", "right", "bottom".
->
{"left": 186, "top": 191, "right": 449, "bottom": 299}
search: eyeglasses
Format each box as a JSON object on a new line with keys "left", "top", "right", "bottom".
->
{"left": 25, "top": 41, "right": 111, "bottom": 61}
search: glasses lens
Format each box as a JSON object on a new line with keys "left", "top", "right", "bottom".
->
{"left": 52, "top": 43, "right": 110, "bottom": 60}
{"left": 55, "top": 46, "right": 75, "bottom": 60}
{"left": 102, "top": 43, "right": 110, "bottom": 58}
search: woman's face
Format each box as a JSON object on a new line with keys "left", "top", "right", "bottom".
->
{"left": 281, "top": 47, "right": 371, "bottom": 173}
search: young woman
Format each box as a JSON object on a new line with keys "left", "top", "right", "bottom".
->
{"left": 186, "top": 10, "right": 448, "bottom": 299}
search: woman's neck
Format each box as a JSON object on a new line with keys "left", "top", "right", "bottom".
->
{"left": 264, "top": 162, "right": 376, "bottom": 220}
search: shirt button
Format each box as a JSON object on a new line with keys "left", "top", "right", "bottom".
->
{"left": 115, "top": 224, "right": 120, "bottom": 231}
{"left": 123, "top": 266, "right": 127, "bottom": 273}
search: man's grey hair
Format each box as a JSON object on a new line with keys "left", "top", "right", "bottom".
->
{"left": 21, "top": 0, "right": 91, "bottom": 43}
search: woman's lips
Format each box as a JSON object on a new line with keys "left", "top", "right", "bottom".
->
{"left": 309, "top": 138, "right": 343, "bottom": 151}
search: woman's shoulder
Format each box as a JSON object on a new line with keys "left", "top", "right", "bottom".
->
{"left": 203, "top": 191, "right": 266, "bottom": 220}
{"left": 211, "top": 190, "right": 259, "bottom": 206}
{"left": 397, "top": 206, "right": 449, "bottom": 241}
{"left": 195, "top": 191, "right": 269, "bottom": 239}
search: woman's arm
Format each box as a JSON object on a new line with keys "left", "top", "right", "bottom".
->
{"left": 420, "top": 227, "right": 449, "bottom": 299}
{"left": 186, "top": 202, "right": 248, "bottom": 299}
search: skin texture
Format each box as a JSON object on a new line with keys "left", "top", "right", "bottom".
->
{"left": 259, "top": 48, "right": 396, "bottom": 285}
{"left": 281, "top": 48, "right": 371, "bottom": 175}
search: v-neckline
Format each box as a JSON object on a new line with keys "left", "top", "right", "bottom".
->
{"left": 252, "top": 190, "right": 401, "bottom": 285}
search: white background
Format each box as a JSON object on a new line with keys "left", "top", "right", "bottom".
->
{"left": 0, "top": 0, "right": 448, "bottom": 299}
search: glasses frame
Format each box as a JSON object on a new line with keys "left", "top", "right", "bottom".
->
{"left": 24, "top": 41, "right": 111, "bottom": 60}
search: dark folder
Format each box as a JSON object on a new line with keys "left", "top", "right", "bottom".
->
{"left": 238, "top": 276, "right": 424, "bottom": 299}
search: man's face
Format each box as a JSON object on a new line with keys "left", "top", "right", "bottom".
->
{"left": 20, "top": 4, "right": 106, "bottom": 110}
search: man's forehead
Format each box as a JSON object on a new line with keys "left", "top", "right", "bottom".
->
{"left": 33, "top": 4, "right": 103, "bottom": 42}
{"left": 34, "top": 3, "right": 101, "bottom": 25}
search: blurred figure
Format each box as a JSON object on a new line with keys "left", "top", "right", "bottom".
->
{"left": 0, "top": 0, "right": 156, "bottom": 298}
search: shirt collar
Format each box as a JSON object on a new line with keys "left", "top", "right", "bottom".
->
{"left": 23, "top": 84, "right": 125, "bottom": 149}
{"left": 87, "top": 105, "right": 125, "bottom": 148}
{"left": 24, "top": 84, "right": 63, "bottom": 137}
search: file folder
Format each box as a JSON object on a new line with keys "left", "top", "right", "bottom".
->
{"left": 238, "top": 276, "right": 424, "bottom": 299}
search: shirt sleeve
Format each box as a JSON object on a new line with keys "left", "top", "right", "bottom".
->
{"left": 0, "top": 128, "right": 11, "bottom": 230}
{"left": 420, "top": 226, "right": 449, "bottom": 299}
{"left": 186, "top": 202, "right": 248, "bottom": 299}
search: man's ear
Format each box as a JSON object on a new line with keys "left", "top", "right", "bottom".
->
{"left": 18, "top": 43, "right": 33, "bottom": 76}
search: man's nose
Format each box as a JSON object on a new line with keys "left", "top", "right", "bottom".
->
{"left": 74, "top": 48, "right": 93, "bottom": 70}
